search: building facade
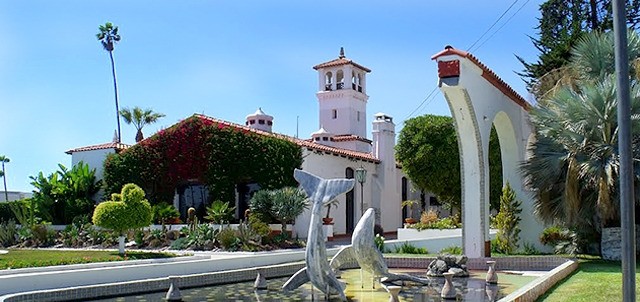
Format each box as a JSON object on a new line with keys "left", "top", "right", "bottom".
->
{"left": 67, "top": 49, "right": 440, "bottom": 237}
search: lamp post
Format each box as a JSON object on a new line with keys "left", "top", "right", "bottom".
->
{"left": 354, "top": 166, "right": 367, "bottom": 217}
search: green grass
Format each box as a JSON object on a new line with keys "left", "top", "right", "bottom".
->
{"left": 0, "top": 249, "right": 176, "bottom": 270}
{"left": 537, "top": 259, "right": 640, "bottom": 301}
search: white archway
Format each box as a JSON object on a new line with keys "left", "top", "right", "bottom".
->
{"left": 431, "top": 46, "right": 543, "bottom": 258}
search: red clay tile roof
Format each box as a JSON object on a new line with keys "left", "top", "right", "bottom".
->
{"left": 431, "top": 47, "right": 530, "bottom": 110}
{"left": 65, "top": 142, "right": 131, "bottom": 154}
{"left": 331, "top": 134, "right": 373, "bottom": 144}
{"left": 313, "top": 57, "right": 372, "bottom": 73}
{"left": 195, "top": 114, "right": 380, "bottom": 163}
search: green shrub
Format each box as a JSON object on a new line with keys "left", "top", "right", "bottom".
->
{"left": 522, "top": 241, "right": 543, "bottom": 255}
{"left": 0, "top": 201, "right": 19, "bottom": 222}
{"left": 92, "top": 183, "right": 153, "bottom": 235}
{"left": 494, "top": 182, "right": 522, "bottom": 254}
{"left": 185, "top": 224, "right": 218, "bottom": 250}
{"left": 152, "top": 202, "right": 180, "bottom": 228}
{"left": 170, "top": 237, "right": 189, "bottom": 250}
{"left": 393, "top": 242, "right": 428, "bottom": 254}
{"left": 409, "top": 216, "right": 460, "bottom": 230}
{"left": 0, "top": 219, "right": 17, "bottom": 247}
{"left": 374, "top": 234, "right": 385, "bottom": 252}
{"left": 439, "top": 245, "right": 462, "bottom": 255}
{"left": 218, "top": 227, "right": 240, "bottom": 251}
{"left": 248, "top": 215, "right": 270, "bottom": 239}
{"left": 540, "top": 226, "right": 579, "bottom": 255}
{"left": 250, "top": 187, "right": 308, "bottom": 233}
{"left": 30, "top": 162, "right": 101, "bottom": 224}
{"left": 204, "top": 200, "right": 235, "bottom": 224}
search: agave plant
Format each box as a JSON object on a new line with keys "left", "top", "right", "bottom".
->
{"left": 204, "top": 200, "right": 236, "bottom": 225}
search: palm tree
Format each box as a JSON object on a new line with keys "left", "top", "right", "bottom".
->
{"left": 0, "top": 155, "right": 9, "bottom": 202}
{"left": 522, "top": 30, "right": 640, "bottom": 233}
{"left": 97, "top": 22, "right": 122, "bottom": 143}
{"left": 119, "top": 107, "right": 166, "bottom": 142}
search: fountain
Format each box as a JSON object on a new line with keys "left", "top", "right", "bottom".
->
{"left": 89, "top": 171, "right": 541, "bottom": 302}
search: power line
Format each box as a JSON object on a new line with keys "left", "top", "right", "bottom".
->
{"left": 471, "top": 0, "right": 532, "bottom": 52}
{"left": 466, "top": 0, "right": 520, "bottom": 51}
{"left": 403, "top": 87, "right": 439, "bottom": 121}
{"left": 402, "top": 0, "right": 522, "bottom": 121}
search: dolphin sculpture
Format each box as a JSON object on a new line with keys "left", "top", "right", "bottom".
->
{"left": 282, "top": 169, "right": 354, "bottom": 301}
{"left": 330, "top": 208, "right": 431, "bottom": 287}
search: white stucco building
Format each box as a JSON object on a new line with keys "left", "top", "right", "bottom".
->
{"left": 0, "top": 191, "right": 33, "bottom": 202}
{"left": 67, "top": 49, "right": 436, "bottom": 237}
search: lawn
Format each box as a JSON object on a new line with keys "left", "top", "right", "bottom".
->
{"left": 0, "top": 249, "right": 176, "bottom": 270}
{"left": 537, "top": 259, "right": 640, "bottom": 301}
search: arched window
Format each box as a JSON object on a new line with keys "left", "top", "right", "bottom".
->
{"left": 325, "top": 72, "right": 333, "bottom": 91}
{"left": 336, "top": 70, "right": 344, "bottom": 90}
{"left": 357, "top": 74, "right": 363, "bottom": 92}
{"left": 351, "top": 71, "right": 357, "bottom": 90}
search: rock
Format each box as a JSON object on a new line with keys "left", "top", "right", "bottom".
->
{"left": 448, "top": 267, "right": 468, "bottom": 277}
{"left": 166, "top": 230, "right": 179, "bottom": 241}
{"left": 427, "top": 254, "right": 470, "bottom": 277}
{"left": 455, "top": 255, "right": 468, "bottom": 265}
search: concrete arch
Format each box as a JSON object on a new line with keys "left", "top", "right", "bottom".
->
{"left": 432, "top": 47, "right": 543, "bottom": 257}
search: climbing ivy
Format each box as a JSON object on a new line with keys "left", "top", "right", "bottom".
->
{"left": 103, "top": 115, "right": 303, "bottom": 205}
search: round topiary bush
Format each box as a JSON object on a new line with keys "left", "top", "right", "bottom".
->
{"left": 93, "top": 183, "right": 152, "bottom": 253}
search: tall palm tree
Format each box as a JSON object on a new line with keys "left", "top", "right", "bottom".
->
{"left": 0, "top": 155, "right": 9, "bottom": 202}
{"left": 523, "top": 30, "right": 640, "bottom": 232}
{"left": 119, "top": 107, "right": 165, "bottom": 142}
{"left": 97, "top": 22, "right": 122, "bottom": 143}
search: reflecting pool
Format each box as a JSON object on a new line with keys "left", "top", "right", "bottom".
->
{"left": 91, "top": 268, "right": 537, "bottom": 302}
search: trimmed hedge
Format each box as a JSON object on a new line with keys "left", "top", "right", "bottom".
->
{"left": 93, "top": 184, "right": 152, "bottom": 234}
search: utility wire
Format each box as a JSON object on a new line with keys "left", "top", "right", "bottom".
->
{"left": 471, "top": 0, "right": 532, "bottom": 52}
{"left": 466, "top": 0, "right": 520, "bottom": 51}
{"left": 403, "top": 87, "right": 439, "bottom": 121}
{"left": 402, "top": 0, "right": 523, "bottom": 121}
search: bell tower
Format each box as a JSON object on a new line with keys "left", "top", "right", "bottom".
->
{"left": 313, "top": 48, "right": 370, "bottom": 150}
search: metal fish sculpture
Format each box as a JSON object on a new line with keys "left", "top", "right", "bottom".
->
{"left": 282, "top": 169, "right": 354, "bottom": 301}
{"left": 331, "top": 208, "right": 431, "bottom": 287}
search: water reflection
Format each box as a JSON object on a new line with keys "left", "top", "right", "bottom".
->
{"left": 91, "top": 269, "right": 533, "bottom": 302}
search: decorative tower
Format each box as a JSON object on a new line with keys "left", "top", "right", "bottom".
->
{"left": 245, "top": 108, "right": 273, "bottom": 133}
{"left": 313, "top": 48, "right": 371, "bottom": 152}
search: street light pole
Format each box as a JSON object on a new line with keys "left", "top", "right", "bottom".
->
{"left": 355, "top": 167, "right": 367, "bottom": 217}
{"left": 612, "top": 1, "right": 636, "bottom": 300}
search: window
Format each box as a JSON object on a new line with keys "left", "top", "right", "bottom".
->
{"left": 352, "top": 71, "right": 357, "bottom": 90}
{"left": 249, "top": 120, "right": 256, "bottom": 125}
{"left": 267, "top": 121, "right": 273, "bottom": 126}
{"left": 325, "top": 72, "right": 333, "bottom": 91}
{"left": 315, "top": 137, "right": 320, "bottom": 141}
{"left": 332, "top": 109, "right": 337, "bottom": 119}
{"left": 258, "top": 120, "right": 265, "bottom": 125}
{"left": 322, "top": 137, "right": 329, "bottom": 141}
{"left": 357, "top": 111, "right": 360, "bottom": 121}
{"left": 336, "top": 70, "right": 344, "bottom": 90}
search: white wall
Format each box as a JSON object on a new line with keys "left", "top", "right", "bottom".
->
{"left": 296, "top": 150, "right": 377, "bottom": 237}
{"left": 0, "top": 191, "right": 32, "bottom": 202}
{"left": 71, "top": 148, "right": 115, "bottom": 181}
{"left": 71, "top": 148, "right": 115, "bottom": 201}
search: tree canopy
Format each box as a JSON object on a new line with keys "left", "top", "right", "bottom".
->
{"left": 517, "top": 0, "right": 640, "bottom": 98}
{"left": 395, "top": 114, "right": 503, "bottom": 211}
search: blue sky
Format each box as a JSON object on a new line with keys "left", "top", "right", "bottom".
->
{"left": 1, "top": 0, "right": 544, "bottom": 192}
